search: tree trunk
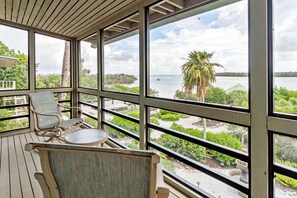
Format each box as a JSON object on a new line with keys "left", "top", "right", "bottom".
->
{"left": 201, "top": 93, "right": 207, "bottom": 139}
{"left": 60, "top": 41, "right": 70, "bottom": 101}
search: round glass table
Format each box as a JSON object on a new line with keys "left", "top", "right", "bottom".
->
{"left": 65, "top": 128, "right": 109, "bottom": 146}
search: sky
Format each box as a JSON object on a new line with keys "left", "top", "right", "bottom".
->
{"left": 0, "top": 0, "right": 296, "bottom": 75}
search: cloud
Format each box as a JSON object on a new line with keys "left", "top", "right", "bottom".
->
{"left": 81, "top": 41, "right": 97, "bottom": 74}
{"left": 35, "top": 34, "right": 67, "bottom": 74}
{"left": 103, "top": 35, "right": 139, "bottom": 74}
{"left": 0, "top": 25, "right": 28, "bottom": 55}
{"left": 1, "top": 0, "right": 297, "bottom": 75}
{"left": 149, "top": 1, "right": 248, "bottom": 74}
{"left": 272, "top": 0, "right": 297, "bottom": 71}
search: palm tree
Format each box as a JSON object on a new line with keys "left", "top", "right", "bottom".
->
{"left": 60, "top": 41, "right": 70, "bottom": 101}
{"left": 181, "top": 50, "right": 223, "bottom": 139}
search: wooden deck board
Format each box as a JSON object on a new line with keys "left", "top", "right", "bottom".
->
{"left": 14, "top": 135, "right": 34, "bottom": 198}
{"left": 0, "top": 137, "right": 10, "bottom": 198}
{"left": 20, "top": 133, "right": 43, "bottom": 197}
{"left": 0, "top": 132, "right": 185, "bottom": 198}
{"left": 8, "top": 135, "right": 22, "bottom": 198}
{"left": 25, "top": 133, "right": 41, "bottom": 171}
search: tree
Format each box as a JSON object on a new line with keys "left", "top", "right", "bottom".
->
{"left": 0, "top": 41, "right": 28, "bottom": 89}
{"left": 60, "top": 41, "right": 70, "bottom": 101}
{"left": 181, "top": 50, "right": 223, "bottom": 139}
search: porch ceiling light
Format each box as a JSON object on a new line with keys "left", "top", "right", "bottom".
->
{"left": 0, "top": 56, "right": 18, "bottom": 68}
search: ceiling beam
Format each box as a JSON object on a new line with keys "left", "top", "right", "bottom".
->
{"left": 167, "top": 0, "right": 184, "bottom": 9}
{"left": 158, "top": 3, "right": 175, "bottom": 12}
{"left": 115, "top": 21, "right": 132, "bottom": 29}
{"left": 151, "top": 7, "right": 168, "bottom": 15}
{"left": 108, "top": 27, "right": 124, "bottom": 33}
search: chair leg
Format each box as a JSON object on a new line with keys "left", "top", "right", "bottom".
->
{"left": 44, "top": 137, "right": 54, "bottom": 142}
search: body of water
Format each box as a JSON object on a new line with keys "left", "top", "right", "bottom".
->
{"left": 127, "top": 75, "right": 297, "bottom": 98}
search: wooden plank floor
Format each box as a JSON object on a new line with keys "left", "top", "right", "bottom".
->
{"left": 0, "top": 132, "right": 185, "bottom": 198}
{"left": 0, "top": 132, "right": 54, "bottom": 198}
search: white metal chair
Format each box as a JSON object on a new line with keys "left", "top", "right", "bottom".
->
{"left": 28, "top": 91, "right": 83, "bottom": 142}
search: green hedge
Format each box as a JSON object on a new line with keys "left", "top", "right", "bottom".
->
{"left": 106, "top": 111, "right": 159, "bottom": 139}
{"left": 275, "top": 135, "right": 297, "bottom": 162}
{"left": 158, "top": 131, "right": 206, "bottom": 162}
{"left": 207, "top": 132, "right": 243, "bottom": 165}
{"left": 155, "top": 110, "right": 189, "bottom": 121}
{"left": 157, "top": 123, "right": 243, "bottom": 165}
{"left": 276, "top": 160, "right": 297, "bottom": 189}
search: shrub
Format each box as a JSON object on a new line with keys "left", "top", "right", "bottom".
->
{"left": 205, "top": 87, "right": 229, "bottom": 105}
{"left": 156, "top": 110, "right": 189, "bottom": 121}
{"left": 110, "top": 116, "right": 139, "bottom": 134}
{"left": 174, "top": 89, "right": 199, "bottom": 101}
{"left": 207, "top": 132, "right": 243, "bottom": 165}
{"left": 159, "top": 114, "right": 180, "bottom": 121}
{"left": 84, "top": 117, "right": 98, "bottom": 128}
{"left": 104, "top": 84, "right": 158, "bottom": 96}
{"left": 127, "top": 140, "right": 139, "bottom": 150}
{"left": 106, "top": 111, "right": 160, "bottom": 139}
{"left": 275, "top": 160, "right": 297, "bottom": 189}
{"left": 162, "top": 123, "right": 243, "bottom": 165}
{"left": 105, "top": 125, "right": 126, "bottom": 139}
{"left": 228, "top": 90, "right": 248, "bottom": 107}
{"left": 170, "top": 122, "right": 187, "bottom": 133}
{"left": 160, "top": 155, "right": 176, "bottom": 172}
{"left": 150, "top": 117, "right": 160, "bottom": 125}
{"left": 128, "top": 111, "right": 139, "bottom": 118}
{"left": 275, "top": 135, "right": 297, "bottom": 162}
{"left": 276, "top": 174, "right": 297, "bottom": 189}
{"left": 157, "top": 133, "right": 206, "bottom": 162}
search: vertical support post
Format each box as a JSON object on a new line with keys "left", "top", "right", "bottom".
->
{"left": 97, "top": 30, "right": 104, "bottom": 129}
{"left": 250, "top": 0, "right": 268, "bottom": 196}
{"left": 72, "top": 39, "right": 78, "bottom": 118}
{"left": 29, "top": 29, "right": 35, "bottom": 131}
{"left": 139, "top": 4, "right": 148, "bottom": 150}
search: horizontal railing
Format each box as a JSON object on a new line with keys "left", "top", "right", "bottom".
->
{"left": 76, "top": 92, "right": 252, "bottom": 197}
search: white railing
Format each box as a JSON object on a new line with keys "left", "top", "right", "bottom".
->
{"left": 0, "top": 80, "right": 16, "bottom": 90}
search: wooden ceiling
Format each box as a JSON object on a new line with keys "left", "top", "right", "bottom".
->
{"left": 0, "top": 0, "right": 209, "bottom": 39}
{"left": 103, "top": 0, "right": 209, "bottom": 42}
{"left": 0, "top": 0, "right": 138, "bottom": 38}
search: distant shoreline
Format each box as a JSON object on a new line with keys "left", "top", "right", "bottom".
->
{"left": 216, "top": 72, "right": 297, "bottom": 77}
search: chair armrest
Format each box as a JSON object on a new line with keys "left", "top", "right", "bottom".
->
{"left": 157, "top": 187, "right": 170, "bottom": 198}
{"left": 57, "top": 104, "right": 82, "bottom": 116}
{"left": 156, "top": 163, "right": 169, "bottom": 198}
{"left": 30, "top": 106, "right": 62, "bottom": 127}
{"left": 34, "top": 172, "right": 51, "bottom": 198}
